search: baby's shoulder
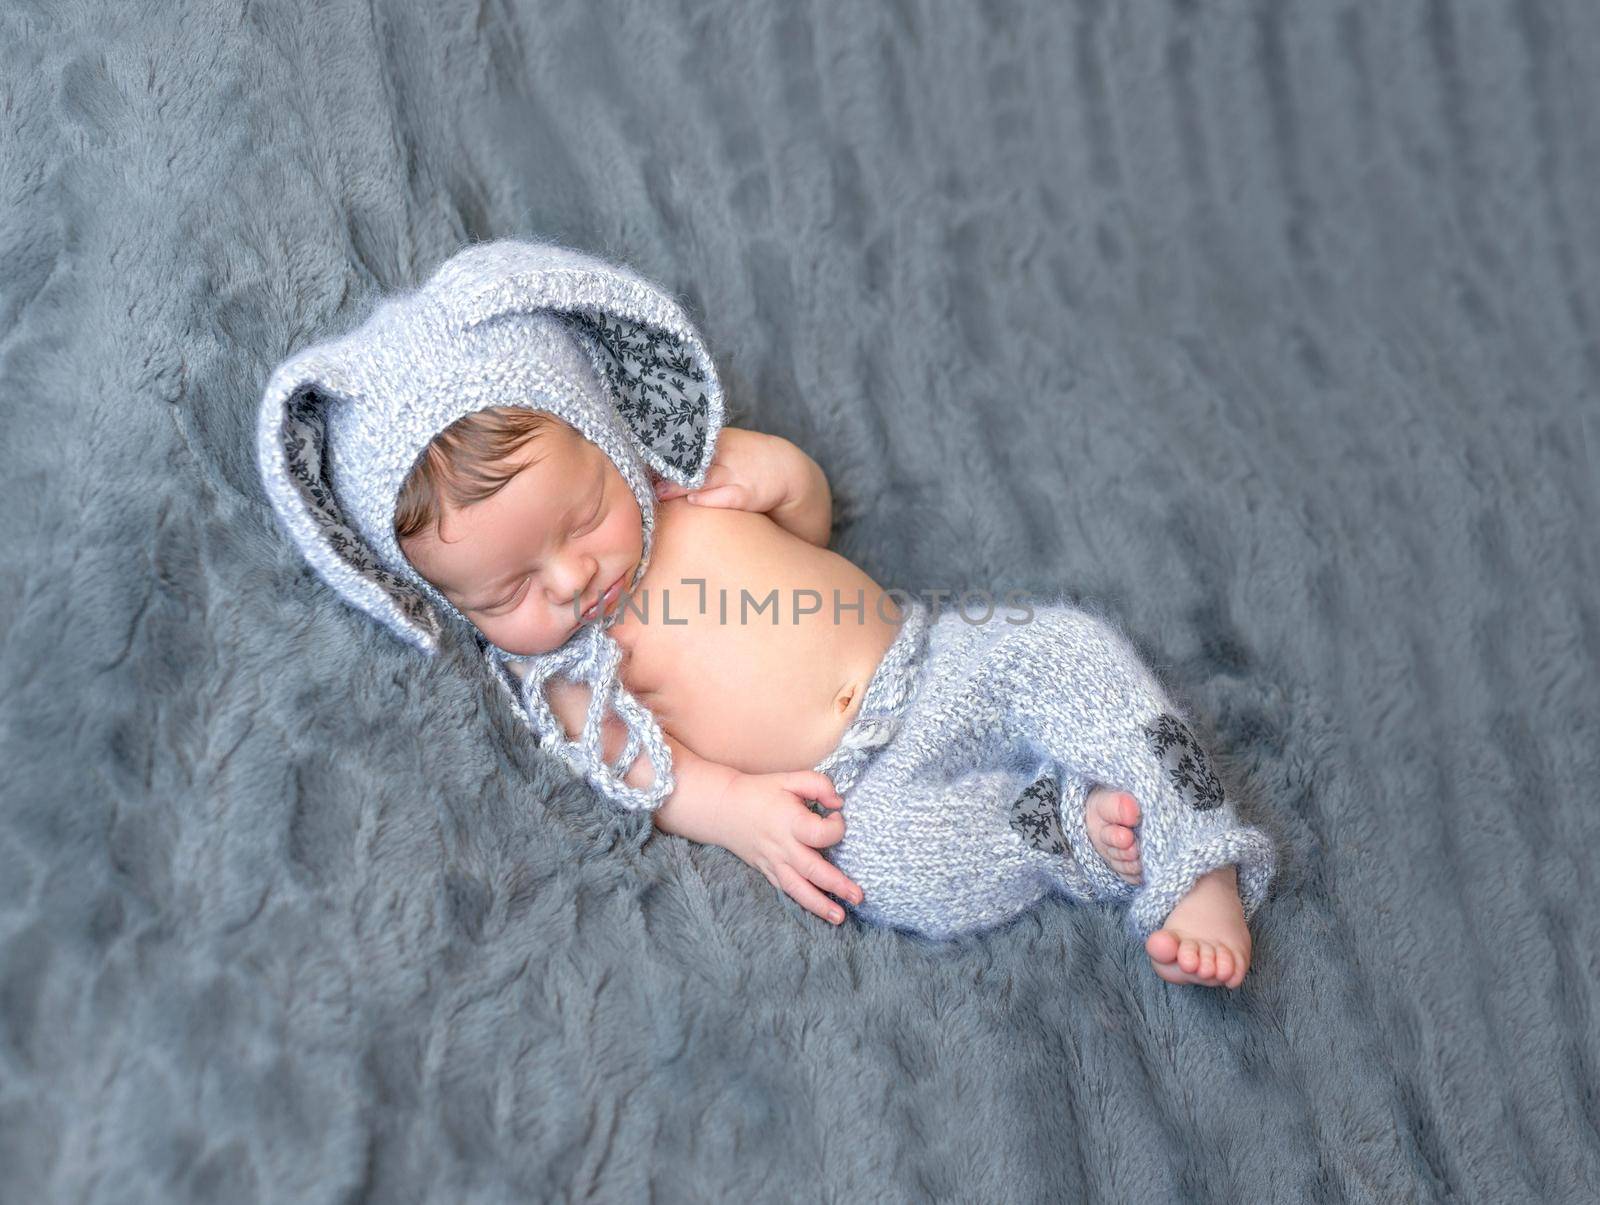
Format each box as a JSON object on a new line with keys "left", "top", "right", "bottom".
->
{"left": 647, "top": 496, "right": 812, "bottom": 588}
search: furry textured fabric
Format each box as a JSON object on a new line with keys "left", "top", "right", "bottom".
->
{"left": 814, "top": 595, "right": 1276, "bottom": 940}
{"left": 2, "top": 1, "right": 1597, "bottom": 1201}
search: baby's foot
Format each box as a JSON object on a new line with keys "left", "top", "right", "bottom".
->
{"left": 1084, "top": 786, "right": 1143, "bottom": 884}
{"left": 1145, "top": 864, "right": 1253, "bottom": 989}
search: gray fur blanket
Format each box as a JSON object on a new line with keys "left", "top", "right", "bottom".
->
{"left": 3, "top": 1, "right": 1597, "bottom": 1200}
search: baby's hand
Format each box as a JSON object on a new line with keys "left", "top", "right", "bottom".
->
{"left": 652, "top": 427, "right": 788, "bottom": 515}
{"left": 717, "top": 770, "right": 864, "bottom": 926}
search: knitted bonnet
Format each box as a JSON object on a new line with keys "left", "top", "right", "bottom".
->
{"left": 256, "top": 238, "right": 725, "bottom": 812}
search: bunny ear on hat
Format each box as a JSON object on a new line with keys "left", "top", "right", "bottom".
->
{"left": 427, "top": 239, "right": 726, "bottom": 491}
{"left": 256, "top": 239, "right": 726, "bottom": 659}
{"left": 258, "top": 345, "right": 447, "bottom": 653}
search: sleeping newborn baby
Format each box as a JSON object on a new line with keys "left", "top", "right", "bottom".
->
{"left": 398, "top": 414, "right": 1272, "bottom": 987}
{"left": 257, "top": 238, "right": 1277, "bottom": 989}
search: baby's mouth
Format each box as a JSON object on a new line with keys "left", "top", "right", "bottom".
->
{"left": 579, "top": 570, "right": 627, "bottom": 622}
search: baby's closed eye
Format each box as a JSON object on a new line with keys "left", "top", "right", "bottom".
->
{"left": 572, "top": 502, "right": 603, "bottom": 536}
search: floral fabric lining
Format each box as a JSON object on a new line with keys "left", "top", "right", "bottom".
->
{"left": 1142, "top": 713, "right": 1227, "bottom": 811}
{"left": 281, "top": 392, "right": 435, "bottom": 634}
{"left": 1009, "top": 772, "right": 1069, "bottom": 856}
{"left": 564, "top": 311, "right": 711, "bottom": 478}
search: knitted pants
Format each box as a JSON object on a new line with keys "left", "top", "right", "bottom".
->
{"left": 811, "top": 595, "right": 1278, "bottom": 941}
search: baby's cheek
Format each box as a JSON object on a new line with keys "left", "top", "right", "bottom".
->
{"left": 485, "top": 612, "right": 574, "bottom": 658}
{"left": 605, "top": 520, "right": 641, "bottom": 567}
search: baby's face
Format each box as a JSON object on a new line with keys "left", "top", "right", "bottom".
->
{"left": 400, "top": 419, "right": 643, "bottom": 657}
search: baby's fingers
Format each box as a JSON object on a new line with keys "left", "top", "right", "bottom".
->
{"left": 776, "top": 862, "right": 848, "bottom": 925}
{"left": 797, "top": 846, "right": 864, "bottom": 908}
{"left": 793, "top": 807, "right": 846, "bottom": 850}
{"left": 784, "top": 771, "right": 844, "bottom": 811}
{"left": 685, "top": 483, "right": 750, "bottom": 509}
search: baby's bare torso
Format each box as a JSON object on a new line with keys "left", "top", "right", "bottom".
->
{"left": 606, "top": 497, "right": 903, "bottom": 773}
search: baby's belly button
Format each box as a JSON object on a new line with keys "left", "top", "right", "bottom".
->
{"left": 834, "top": 681, "right": 863, "bottom": 719}
{"left": 743, "top": 683, "right": 866, "bottom": 771}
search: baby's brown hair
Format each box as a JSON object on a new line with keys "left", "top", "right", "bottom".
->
{"left": 394, "top": 406, "right": 563, "bottom": 545}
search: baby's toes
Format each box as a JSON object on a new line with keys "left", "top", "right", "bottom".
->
{"left": 1101, "top": 819, "right": 1142, "bottom": 859}
{"left": 1092, "top": 790, "right": 1141, "bottom": 829}
{"left": 1178, "top": 938, "right": 1202, "bottom": 975}
{"left": 1147, "top": 931, "right": 1251, "bottom": 988}
{"left": 1100, "top": 830, "right": 1143, "bottom": 884}
{"left": 1146, "top": 928, "right": 1181, "bottom": 966}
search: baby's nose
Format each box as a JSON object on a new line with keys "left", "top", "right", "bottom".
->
{"left": 551, "top": 560, "right": 597, "bottom": 605}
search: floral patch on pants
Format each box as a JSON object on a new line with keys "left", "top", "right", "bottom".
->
{"left": 1142, "top": 713, "right": 1226, "bottom": 811}
{"left": 1009, "top": 773, "right": 1068, "bottom": 855}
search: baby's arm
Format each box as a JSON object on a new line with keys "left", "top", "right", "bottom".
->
{"left": 765, "top": 437, "right": 832, "bottom": 548}
{"left": 545, "top": 678, "right": 864, "bottom": 924}
{"left": 545, "top": 676, "right": 738, "bottom": 844}
{"left": 655, "top": 428, "right": 833, "bottom": 547}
